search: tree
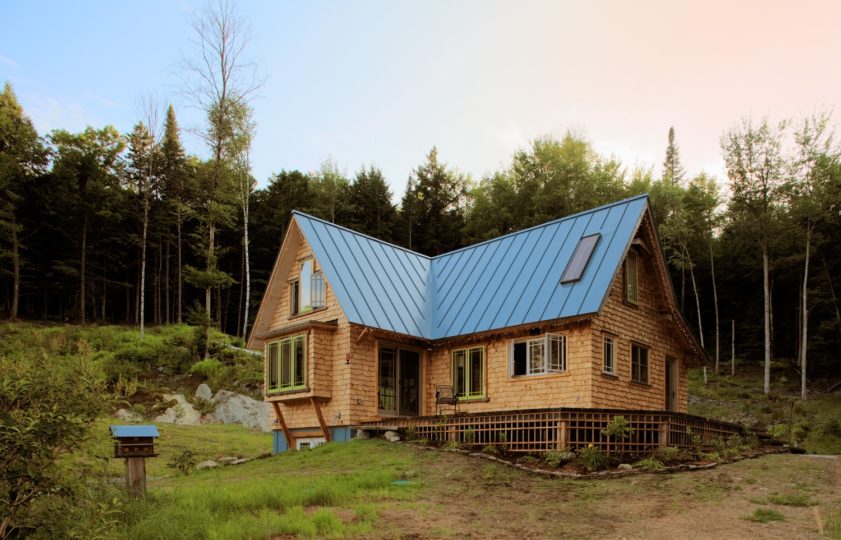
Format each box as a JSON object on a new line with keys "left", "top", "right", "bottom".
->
{"left": 182, "top": 0, "right": 261, "bottom": 334}
{"left": 50, "top": 127, "right": 125, "bottom": 324}
{"left": 790, "top": 112, "right": 835, "bottom": 399}
{"left": 311, "top": 158, "right": 350, "bottom": 224}
{"left": 721, "top": 118, "right": 787, "bottom": 394}
{"left": 662, "top": 127, "right": 685, "bottom": 186}
{"left": 400, "top": 147, "right": 468, "bottom": 255}
{"left": 0, "top": 83, "right": 47, "bottom": 321}
{"left": 346, "top": 165, "right": 397, "bottom": 240}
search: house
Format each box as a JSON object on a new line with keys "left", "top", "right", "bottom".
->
{"left": 247, "top": 194, "right": 708, "bottom": 453}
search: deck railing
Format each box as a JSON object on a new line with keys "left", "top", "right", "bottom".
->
{"left": 361, "top": 408, "right": 747, "bottom": 455}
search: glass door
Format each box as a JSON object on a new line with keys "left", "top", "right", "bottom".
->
{"left": 378, "top": 345, "right": 421, "bottom": 416}
{"left": 398, "top": 350, "right": 420, "bottom": 416}
{"left": 378, "top": 347, "right": 397, "bottom": 414}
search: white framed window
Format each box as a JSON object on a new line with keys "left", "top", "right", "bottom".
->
{"left": 511, "top": 333, "right": 566, "bottom": 376}
{"left": 296, "top": 437, "right": 326, "bottom": 450}
{"left": 603, "top": 335, "right": 616, "bottom": 375}
{"left": 291, "top": 260, "right": 325, "bottom": 315}
{"left": 625, "top": 250, "right": 639, "bottom": 305}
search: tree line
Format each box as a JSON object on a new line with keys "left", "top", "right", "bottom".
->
{"left": 2, "top": 24, "right": 841, "bottom": 398}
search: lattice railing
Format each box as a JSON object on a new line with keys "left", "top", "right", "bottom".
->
{"left": 361, "top": 408, "right": 745, "bottom": 455}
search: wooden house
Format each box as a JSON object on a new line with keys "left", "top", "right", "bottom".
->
{"left": 247, "top": 195, "right": 712, "bottom": 453}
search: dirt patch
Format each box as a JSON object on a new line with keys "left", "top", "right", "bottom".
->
{"left": 363, "top": 448, "right": 841, "bottom": 539}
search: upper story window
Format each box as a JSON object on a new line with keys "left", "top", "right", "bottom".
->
{"left": 267, "top": 334, "right": 307, "bottom": 392}
{"left": 453, "top": 346, "right": 484, "bottom": 399}
{"left": 511, "top": 333, "right": 566, "bottom": 376}
{"left": 603, "top": 335, "right": 616, "bottom": 375}
{"left": 291, "top": 259, "right": 326, "bottom": 315}
{"left": 624, "top": 249, "right": 639, "bottom": 305}
{"left": 631, "top": 343, "right": 649, "bottom": 384}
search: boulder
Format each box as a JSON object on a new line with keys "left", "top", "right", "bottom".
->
{"left": 154, "top": 393, "right": 202, "bottom": 426}
{"left": 196, "top": 460, "right": 219, "bottom": 470}
{"left": 217, "top": 456, "right": 239, "bottom": 465}
{"left": 618, "top": 463, "right": 633, "bottom": 470}
{"left": 195, "top": 383, "right": 213, "bottom": 402}
{"left": 230, "top": 458, "right": 251, "bottom": 465}
{"left": 384, "top": 430, "right": 401, "bottom": 443}
{"left": 209, "top": 390, "right": 270, "bottom": 432}
{"left": 114, "top": 408, "right": 143, "bottom": 422}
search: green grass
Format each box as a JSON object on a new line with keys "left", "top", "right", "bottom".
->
{"left": 743, "top": 508, "right": 786, "bottom": 523}
{"left": 767, "top": 493, "right": 814, "bottom": 507}
{"left": 828, "top": 507, "right": 841, "bottom": 540}
{"left": 118, "top": 440, "right": 420, "bottom": 539}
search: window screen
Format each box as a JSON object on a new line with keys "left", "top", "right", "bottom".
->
{"left": 561, "top": 234, "right": 600, "bottom": 283}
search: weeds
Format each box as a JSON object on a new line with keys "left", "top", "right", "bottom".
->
{"left": 578, "top": 445, "right": 607, "bottom": 472}
{"left": 743, "top": 508, "right": 785, "bottom": 523}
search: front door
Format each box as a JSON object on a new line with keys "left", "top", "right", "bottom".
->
{"left": 665, "top": 357, "right": 678, "bottom": 412}
{"left": 378, "top": 345, "right": 421, "bottom": 416}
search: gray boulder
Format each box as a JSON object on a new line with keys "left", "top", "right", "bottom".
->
{"left": 195, "top": 383, "right": 213, "bottom": 402}
{"left": 618, "top": 463, "right": 633, "bottom": 470}
{"left": 384, "top": 430, "right": 401, "bottom": 443}
{"left": 154, "top": 393, "right": 202, "bottom": 426}
{"left": 196, "top": 460, "right": 219, "bottom": 470}
{"left": 217, "top": 456, "right": 239, "bottom": 464}
{"left": 114, "top": 408, "right": 143, "bottom": 422}
{"left": 209, "top": 390, "right": 270, "bottom": 432}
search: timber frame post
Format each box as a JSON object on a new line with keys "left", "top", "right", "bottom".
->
{"left": 271, "top": 401, "right": 295, "bottom": 450}
{"left": 310, "top": 397, "right": 332, "bottom": 442}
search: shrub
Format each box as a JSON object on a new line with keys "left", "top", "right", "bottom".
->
{"left": 633, "top": 457, "right": 665, "bottom": 471}
{"left": 602, "top": 416, "right": 635, "bottom": 439}
{"left": 481, "top": 444, "right": 499, "bottom": 456}
{"left": 463, "top": 428, "right": 476, "bottom": 445}
{"left": 519, "top": 455, "right": 540, "bottom": 467}
{"left": 190, "top": 358, "right": 223, "bottom": 379}
{"left": 545, "top": 450, "right": 575, "bottom": 468}
{"left": 167, "top": 449, "right": 197, "bottom": 476}
{"left": 578, "top": 445, "right": 607, "bottom": 472}
{"left": 820, "top": 419, "right": 841, "bottom": 438}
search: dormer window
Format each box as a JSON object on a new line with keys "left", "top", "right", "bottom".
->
{"left": 291, "top": 259, "right": 326, "bottom": 315}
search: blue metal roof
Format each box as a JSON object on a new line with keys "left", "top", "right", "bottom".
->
{"left": 110, "top": 425, "right": 160, "bottom": 438}
{"left": 292, "top": 194, "right": 648, "bottom": 340}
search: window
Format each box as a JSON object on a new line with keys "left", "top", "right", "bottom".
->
{"left": 631, "top": 343, "right": 649, "bottom": 384}
{"left": 296, "top": 437, "right": 325, "bottom": 450}
{"left": 453, "top": 346, "right": 484, "bottom": 399}
{"left": 511, "top": 333, "right": 566, "bottom": 376}
{"left": 561, "top": 234, "right": 600, "bottom": 283}
{"left": 625, "top": 249, "right": 639, "bottom": 304}
{"left": 267, "top": 334, "right": 307, "bottom": 392}
{"left": 603, "top": 335, "right": 615, "bottom": 375}
{"left": 291, "top": 261, "right": 325, "bottom": 314}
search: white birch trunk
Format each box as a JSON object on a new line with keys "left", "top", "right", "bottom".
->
{"left": 763, "top": 244, "right": 771, "bottom": 395}
{"left": 801, "top": 225, "right": 810, "bottom": 400}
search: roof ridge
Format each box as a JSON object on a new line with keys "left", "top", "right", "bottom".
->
{"left": 431, "top": 193, "right": 650, "bottom": 260}
{"left": 291, "top": 210, "right": 432, "bottom": 260}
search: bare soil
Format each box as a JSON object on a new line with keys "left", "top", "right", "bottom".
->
{"left": 366, "top": 448, "right": 840, "bottom": 539}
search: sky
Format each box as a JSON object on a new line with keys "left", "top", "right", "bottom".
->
{"left": 2, "top": 0, "right": 841, "bottom": 198}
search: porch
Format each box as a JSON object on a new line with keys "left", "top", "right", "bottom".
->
{"left": 360, "top": 407, "right": 757, "bottom": 456}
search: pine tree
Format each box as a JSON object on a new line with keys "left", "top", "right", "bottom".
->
{"left": 347, "top": 165, "right": 397, "bottom": 240}
{"left": 663, "top": 127, "right": 686, "bottom": 186}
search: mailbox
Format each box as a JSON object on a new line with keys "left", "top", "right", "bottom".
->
{"left": 110, "top": 425, "right": 160, "bottom": 458}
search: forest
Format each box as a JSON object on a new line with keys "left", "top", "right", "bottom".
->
{"left": 2, "top": 76, "right": 841, "bottom": 396}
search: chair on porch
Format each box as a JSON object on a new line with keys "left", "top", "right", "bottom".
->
{"left": 435, "top": 385, "right": 459, "bottom": 416}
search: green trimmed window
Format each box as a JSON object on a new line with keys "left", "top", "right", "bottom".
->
{"left": 267, "top": 334, "right": 307, "bottom": 392}
{"left": 631, "top": 343, "right": 649, "bottom": 384}
{"left": 452, "top": 346, "right": 484, "bottom": 399}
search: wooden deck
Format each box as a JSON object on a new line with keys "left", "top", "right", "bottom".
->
{"left": 360, "top": 408, "right": 750, "bottom": 455}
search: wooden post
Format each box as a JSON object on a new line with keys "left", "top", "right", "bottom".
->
{"left": 731, "top": 320, "right": 735, "bottom": 377}
{"left": 658, "top": 421, "right": 670, "bottom": 450}
{"left": 271, "top": 401, "right": 295, "bottom": 450}
{"left": 556, "top": 421, "right": 568, "bottom": 450}
{"left": 125, "top": 457, "right": 147, "bottom": 495}
{"left": 310, "top": 397, "right": 332, "bottom": 442}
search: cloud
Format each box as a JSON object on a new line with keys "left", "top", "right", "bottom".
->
{"left": 0, "top": 53, "right": 18, "bottom": 68}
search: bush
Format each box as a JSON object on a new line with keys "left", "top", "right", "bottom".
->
{"left": 481, "top": 444, "right": 499, "bottom": 456}
{"left": 633, "top": 457, "right": 665, "bottom": 471}
{"left": 578, "top": 445, "right": 607, "bottom": 472}
{"left": 167, "top": 449, "right": 197, "bottom": 476}
{"left": 545, "top": 450, "right": 575, "bottom": 468}
{"left": 820, "top": 419, "right": 841, "bottom": 438}
{"left": 190, "top": 358, "right": 224, "bottom": 379}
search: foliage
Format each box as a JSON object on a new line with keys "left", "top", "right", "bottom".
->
{"left": 768, "top": 493, "right": 813, "bottom": 507}
{"left": 743, "top": 508, "right": 785, "bottom": 523}
{"left": 545, "top": 450, "right": 575, "bottom": 468}
{"left": 632, "top": 457, "right": 665, "bottom": 471}
{"left": 578, "top": 445, "right": 607, "bottom": 472}
{"left": 602, "top": 416, "right": 635, "bottom": 439}
{"left": 0, "top": 351, "right": 111, "bottom": 537}
{"left": 167, "top": 449, "right": 197, "bottom": 476}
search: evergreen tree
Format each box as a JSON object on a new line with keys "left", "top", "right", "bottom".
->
{"left": 662, "top": 126, "right": 685, "bottom": 185}
{"left": 347, "top": 165, "right": 397, "bottom": 241}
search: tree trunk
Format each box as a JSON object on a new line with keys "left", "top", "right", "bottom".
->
{"left": 686, "top": 247, "right": 706, "bottom": 383}
{"left": 10, "top": 219, "right": 19, "bottom": 321}
{"left": 242, "top": 202, "right": 251, "bottom": 340}
{"left": 801, "top": 225, "right": 811, "bottom": 400}
{"left": 710, "top": 241, "right": 720, "bottom": 373}
{"left": 157, "top": 235, "right": 163, "bottom": 325}
{"left": 731, "top": 319, "right": 735, "bottom": 377}
{"left": 762, "top": 243, "right": 771, "bottom": 395}
{"left": 140, "top": 200, "right": 148, "bottom": 339}
{"left": 80, "top": 216, "right": 87, "bottom": 324}
{"left": 165, "top": 236, "right": 170, "bottom": 324}
{"left": 176, "top": 207, "right": 183, "bottom": 323}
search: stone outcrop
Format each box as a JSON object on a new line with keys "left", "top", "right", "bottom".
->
{"left": 153, "top": 389, "right": 270, "bottom": 432}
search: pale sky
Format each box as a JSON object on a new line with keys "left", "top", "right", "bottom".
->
{"left": 2, "top": 0, "right": 840, "bottom": 197}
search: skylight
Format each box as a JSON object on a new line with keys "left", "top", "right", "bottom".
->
{"left": 561, "top": 234, "right": 601, "bottom": 283}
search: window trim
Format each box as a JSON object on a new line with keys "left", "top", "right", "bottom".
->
{"left": 510, "top": 333, "right": 567, "bottom": 377}
{"left": 602, "top": 334, "right": 616, "bottom": 375}
{"left": 631, "top": 342, "right": 649, "bottom": 384}
{"left": 267, "top": 333, "right": 308, "bottom": 392}
{"left": 452, "top": 346, "right": 485, "bottom": 400}
{"left": 625, "top": 249, "right": 639, "bottom": 305}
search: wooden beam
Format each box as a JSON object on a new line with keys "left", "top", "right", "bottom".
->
{"left": 271, "top": 401, "right": 295, "bottom": 450}
{"left": 310, "top": 397, "right": 332, "bottom": 442}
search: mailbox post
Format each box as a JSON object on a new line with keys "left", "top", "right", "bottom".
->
{"left": 109, "top": 425, "right": 159, "bottom": 495}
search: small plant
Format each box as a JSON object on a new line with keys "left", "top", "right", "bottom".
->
{"left": 768, "top": 424, "right": 788, "bottom": 440}
{"left": 743, "top": 508, "right": 785, "bottom": 523}
{"left": 192, "top": 396, "right": 216, "bottom": 416}
{"left": 190, "top": 357, "right": 223, "bottom": 379}
{"left": 443, "top": 440, "right": 462, "bottom": 450}
{"left": 463, "top": 428, "right": 476, "bottom": 445}
{"left": 481, "top": 444, "right": 499, "bottom": 456}
{"left": 519, "top": 455, "right": 541, "bottom": 467}
{"left": 578, "top": 444, "right": 607, "bottom": 472}
{"left": 405, "top": 424, "right": 417, "bottom": 441}
{"left": 602, "top": 416, "right": 635, "bottom": 439}
{"left": 632, "top": 457, "right": 665, "bottom": 471}
{"left": 655, "top": 446, "right": 683, "bottom": 463}
{"left": 497, "top": 431, "right": 508, "bottom": 451}
{"left": 545, "top": 449, "right": 575, "bottom": 468}
{"left": 820, "top": 418, "right": 841, "bottom": 438}
{"left": 167, "top": 449, "right": 197, "bottom": 476}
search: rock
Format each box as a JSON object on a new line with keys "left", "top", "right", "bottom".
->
{"left": 209, "top": 390, "right": 270, "bottom": 432}
{"left": 115, "top": 408, "right": 143, "bottom": 422}
{"left": 196, "top": 460, "right": 219, "bottom": 470}
{"left": 217, "top": 456, "right": 239, "bottom": 465}
{"left": 195, "top": 383, "right": 213, "bottom": 402}
{"left": 154, "top": 393, "right": 202, "bottom": 426}
{"left": 618, "top": 463, "right": 633, "bottom": 470}
{"left": 355, "top": 429, "right": 370, "bottom": 439}
{"left": 230, "top": 458, "right": 250, "bottom": 465}
{"left": 384, "top": 430, "right": 401, "bottom": 443}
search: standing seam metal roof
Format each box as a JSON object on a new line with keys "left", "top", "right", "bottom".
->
{"left": 292, "top": 194, "right": 649, "bottom": 340}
